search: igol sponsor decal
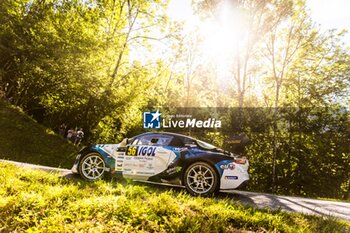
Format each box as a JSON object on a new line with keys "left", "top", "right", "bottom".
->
{"left": 126, "top": 146, "right": 156, "bottom": 156}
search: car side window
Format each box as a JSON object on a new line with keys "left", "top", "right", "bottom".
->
{"left": 132, "top": 134, "right": 174, "bottom": 146}
{"left": 132, "top": 136, "right": 149, "bottom": 145}
{"left": 168, "top": 137, "right": 184, "bottom": 147}
{"left": 183, "top": 138, "right": 197, "bottom": 148}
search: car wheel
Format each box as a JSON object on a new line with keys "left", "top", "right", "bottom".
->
{"left": 184, "top": 162, "right": 219, "bottom": 196}
{"left": 79, "top": 152, "right": 106, "bottom": 181}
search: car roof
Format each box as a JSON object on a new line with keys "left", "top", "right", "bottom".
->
{"left": 134, "top": 131, "right": 197, "bottom": 142}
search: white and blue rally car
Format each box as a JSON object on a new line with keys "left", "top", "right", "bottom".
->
{"left": 72, "top": 132, "right": 249, "bottom": 195}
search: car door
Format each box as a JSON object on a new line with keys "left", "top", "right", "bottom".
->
{"left": 122, "top": 134, "right": 177, "bottom": 180}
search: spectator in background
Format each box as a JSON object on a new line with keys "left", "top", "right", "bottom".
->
{"left": 0, "top": 87, "right": 6, "bottom": 99}
{"left": 58, "top": 123, "right": 67, "bottom": 137}
{"left": 75, "top": 128, "right": 84, "bottom": 146}
{"left": 7, "top": 96, "right": 13, "bottom": 103}
{"left": 71, "top": 127, "right": 78, "bottom": 142}
{"left": 66, "top": 128, "right": 74, "bottom": 142}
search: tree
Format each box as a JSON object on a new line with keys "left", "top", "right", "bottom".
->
{"left": 261, "top": 0, "right": 312, "bottom": 192}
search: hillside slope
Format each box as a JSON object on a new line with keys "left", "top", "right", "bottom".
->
{"left": 0, "top": 100, "right": 77, "bottom": 168}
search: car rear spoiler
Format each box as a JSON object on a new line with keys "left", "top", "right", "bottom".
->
{"left": 225, "top": 134, "right": 250, "bottom": 155}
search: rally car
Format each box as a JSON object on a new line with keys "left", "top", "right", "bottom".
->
{"left": 71, "top": 132, "right": 249, "bottom": 195}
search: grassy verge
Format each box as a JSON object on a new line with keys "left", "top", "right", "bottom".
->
{"left": 0, "top": 101, "right": 77, "bottom": 168}
{"left": 1, "top": 163, "right": 349, "bottom": 232}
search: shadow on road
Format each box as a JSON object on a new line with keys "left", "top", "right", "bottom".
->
{"left": 217, "top": 190, "right": 350, "bottom": 222}
{"left": 217, "top": 191, "right": 294, "bottom": 212}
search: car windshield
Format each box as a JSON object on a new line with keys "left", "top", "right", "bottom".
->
{"left": 196, "top": 140, "right": 217, "bottom": 150}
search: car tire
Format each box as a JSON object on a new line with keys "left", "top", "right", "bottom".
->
{"left": 184, "top": 162, "right": 219, "bottom": 196}
{"left": 78, "top": 152, "right": 106, "bottom": 181}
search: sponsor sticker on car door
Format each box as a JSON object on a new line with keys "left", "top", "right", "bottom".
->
{"left": 122, "top": 145, "right": 175, "bottom": 180}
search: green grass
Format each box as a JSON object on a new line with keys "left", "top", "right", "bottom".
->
{"left": 1, "top": 163, "right": 349, "bottom": 233}
{"left": 0, "top": 100, "right": 78, "bottom": 168}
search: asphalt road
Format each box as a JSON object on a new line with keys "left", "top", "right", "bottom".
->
{"left": 1, "top": 159, "right": 349, "bottom": 222}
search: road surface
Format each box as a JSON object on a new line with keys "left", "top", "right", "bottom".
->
{"left": 1, "top": 159, "right": 349, "bottom": 222}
